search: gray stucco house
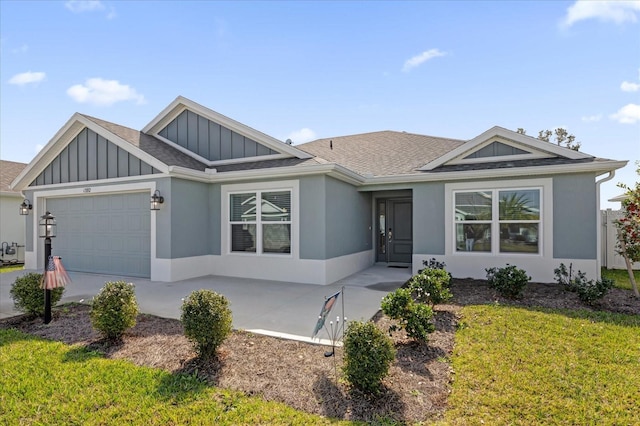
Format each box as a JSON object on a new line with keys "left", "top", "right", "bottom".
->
{"left": 11, "top": 96, "right": 626, "bottom": 284}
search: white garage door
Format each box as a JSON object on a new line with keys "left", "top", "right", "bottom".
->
{"left": 47, "top": 193, "right": 151, "bottom": 278}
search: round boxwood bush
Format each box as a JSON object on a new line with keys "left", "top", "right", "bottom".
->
{"left": 90, "top": 281, "right": 139, "bottom": 340}
{"left": 342, "top": 320, "right": 396, "bottom": 394}
{"left": 409, "top": 267, "right": 453, "bottom": 307}
{"left": 485, "top": 264, "right": 530, "bottom": 298}
{"left": 381, "top": 288, "right": 435, "bottom": 342}
{"left": 181, "top": 289, "right": 232, "bottom": 359}
{"left": 10, "top": 272, "right": 65, "bottom": 316}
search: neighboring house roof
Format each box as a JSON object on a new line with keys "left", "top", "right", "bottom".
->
{"left": 297, "top": 131, "right": 465, "bottom": 176}
{"left": 0, "top": 160, "right": 27, "bottom": 196}
{"left": 81, "top": 114, "right": 208, "bottom": 172}
{"left": 608, "top": 193, "right": 628, "bottom": 202}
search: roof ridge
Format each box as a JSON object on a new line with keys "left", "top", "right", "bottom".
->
{"left": 300, "top": 129, "right": 465, "bottom": 145}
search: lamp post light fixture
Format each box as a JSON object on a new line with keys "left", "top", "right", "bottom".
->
{"left": 150, "top": 190, "right": 164, "bottom": 211}
{"left": 39, "top": 211, "right": 56, "bottom": 324}
{"left": 19, "top": 199, "right": 32, "bottom": 215}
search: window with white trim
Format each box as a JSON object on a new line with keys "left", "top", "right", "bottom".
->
{"left": 454, "top": 188, "right": 541, "bottom": 254}
{"left": 229, "top": 190, "right": 291, "bottom": 254}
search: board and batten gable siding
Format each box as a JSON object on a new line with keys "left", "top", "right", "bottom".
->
{"left": 158, "top": 109, "right": 277, "bottom": 161}
{"left": 30, "top": 128, "right": 160, "bottom": 187}
{"left": 553, "top": 173, "right": 597, "bottom": 259}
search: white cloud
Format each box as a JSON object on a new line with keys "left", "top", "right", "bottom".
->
{"left": 286, "top": 128, "right": 317, "bottom": 144}
{"left": 8, "top": 71, "right": 46, "bottom": 86}
{"left": 402, "top": 48, "right": 447, "bottom": 72}
{"left": 65, "top": 0, "right": 105, "bottom": 13}
{"left": 35, "top": 144, "right": 44, "bottom": 153}
{"left": 581, "top": 114, "right": 603, "bottom": 122}
{"left": 11, "top": 44, "right": 28, "bottom": 54}
{"left": 621, "top": 81, "right": 640, "bottom": 92}
{"left": 561, "top": 0, "right": 640, "bottom": 28}
{"left": 610, "top": 103, "right": 640, "bottom": 124}
{"left": 66, "top": 78, "right": 145, "bottom": 106}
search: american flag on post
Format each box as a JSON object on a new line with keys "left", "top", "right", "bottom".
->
{"left": 41, "top": 256, "right": 71, "bottom": 290}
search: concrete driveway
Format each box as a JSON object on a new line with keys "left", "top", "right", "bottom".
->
{"left": 0, "top": 265, "right": 410, "bottom": 343}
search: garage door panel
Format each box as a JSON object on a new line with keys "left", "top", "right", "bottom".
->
{"left": 47, "top": 193, "right": 150, "bottom": 278}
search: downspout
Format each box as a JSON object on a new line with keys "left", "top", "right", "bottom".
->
{"left": 595, "top": 171, "right": 616, "bottom": 279}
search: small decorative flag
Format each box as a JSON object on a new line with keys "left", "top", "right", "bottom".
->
{"left": 311, "top": 291, "right": 340, "bottom": 338}
{"left": 41, "top": 256, "right": 71, "bottom": 290}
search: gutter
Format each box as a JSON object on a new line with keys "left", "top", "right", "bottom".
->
{"left": 595, "top": 170, "right": 616, "bottom": 279}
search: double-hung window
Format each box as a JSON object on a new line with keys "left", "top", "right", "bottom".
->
{"left": 454, "top": 188, "right": 541, "bottom": 254}
{"left": 229, "top": 190, "right": 292, "bottom": 254}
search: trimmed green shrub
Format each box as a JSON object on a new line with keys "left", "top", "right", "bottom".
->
{"left": 576, "top": 278, "right": 614, "bottom": 304}
{"left": 181, "top": 289, "right": 232, "bottom": 359}
{"left": 10, "top": 272, "right": 65, "bottom": 316}
{"left": 90, "top": 281, "right": 138, "bottom": 340}
{"left": 381, "top": 288, "right": 435, "bottom": 341}
{"left": 553, "top": 263, "right": 586, "bottom": 292}
{"left": 420, "top": 257, "right": 448, "bottom": 272}
{"left": 485, "top": 264, "right": 530, "bottom": 298}
{"left": 554, "top": 263, "right": 614, "bottom": 304}
{"left": 342, "top": 320, "right": 396, "bottom": 394}
{"left": 409, "top": 267, "right": 453, "bottom": 307}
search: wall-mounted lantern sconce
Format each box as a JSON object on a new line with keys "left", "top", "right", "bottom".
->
{"left": 39, "top": 211, "right": 57, "bottom": 239}
{"left": 19, "top": 199, "right": 33, "bottom": 216}
{"left": 150, "top": 190, "right": 164, "bottom": 211}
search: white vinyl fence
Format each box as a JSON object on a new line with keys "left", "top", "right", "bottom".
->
{"left": 601, "top": 209, "right": 640, "bottom": 269}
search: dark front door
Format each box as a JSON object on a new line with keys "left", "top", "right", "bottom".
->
{"left": 377, "top": 198, "right": 412, "bottom": 263}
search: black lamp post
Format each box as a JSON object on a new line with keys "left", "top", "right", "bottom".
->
{"left": 39, "top": 211, "right": 56, "bottom": 324}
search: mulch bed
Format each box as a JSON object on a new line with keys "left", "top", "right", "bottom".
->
{"left": 1, "top": 279, "right": 638, "bottom": 423}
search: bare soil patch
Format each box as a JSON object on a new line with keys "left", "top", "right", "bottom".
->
{"left": 1, "top": 280, "right": 638, "bottom": 423}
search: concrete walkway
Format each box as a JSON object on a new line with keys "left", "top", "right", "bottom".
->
{"left": 0, "top": 265, "right": 411, "bottom": 342}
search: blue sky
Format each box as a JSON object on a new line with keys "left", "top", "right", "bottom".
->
{"left": 1, "top": 0, "right": 638, "bottom": 208}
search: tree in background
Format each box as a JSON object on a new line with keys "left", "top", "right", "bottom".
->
{"left": 614, "top": 162, "right": 640, "bottom": 298}
{"left": 516, "top": 127, "right": 581, "bottom": 151}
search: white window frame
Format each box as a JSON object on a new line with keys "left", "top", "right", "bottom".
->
{"left": 221, "top": 180, "right": 299, "bottom": 259}
{"left": 445, "top": 178, "right": 552, "bottom": 258}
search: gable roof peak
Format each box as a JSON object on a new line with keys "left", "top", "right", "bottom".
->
{"left": 142, "top": 95, "right": 312, "bottom": 160}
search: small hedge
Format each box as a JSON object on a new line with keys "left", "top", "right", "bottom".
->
{"left": 381, "top": 288, "right": 435, "bottom": 341}
{"left": 554, "top": 263, "right": 614, "bottom": 304}
{"left": 410, "top": 267, "right": 453, "bottom": 307}
{"left": 90, "top": 281, "right": 139, "bottom": 340}
{"left": 181, "top": 289, "right": 232, "bottom": 359}
{"left": 10, "top": 272, "right": 64, "bottom": 316}
{"left": 342, "top": 320, "right": 396, "bottom": 394}
{"left": 485, "top": 264, "right": 530, "bottom": 298}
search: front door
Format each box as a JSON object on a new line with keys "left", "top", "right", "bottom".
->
{"left": 377, "top": 198, "right": 412, "bottom": 263}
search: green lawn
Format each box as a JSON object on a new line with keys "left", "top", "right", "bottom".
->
{"left": 2, "top": 305, "right": 638, "bottom": 425}
{"left": 0, "top": 329, "right": 347, "bottom": 425}
{"left": 441, "top": 305, "right": 640, "bottom": 426}
{"left": 0, "top": 264, "right": 24, "bottom": 274}
{"left": 601, "top": 267, "right": 640, "bottom": 291}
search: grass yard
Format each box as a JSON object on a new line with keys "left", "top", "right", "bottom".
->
{"left": 602, "top": 267, "right": 640, "bottom": 291}
{"left": 442, "top": 305, "right": 640, "bottom": 426}
{"left": 0, "top": 329, "right": 347, "bottom": 426}
{"left": 0, "top": 264, "right": 24, "bottom": 274}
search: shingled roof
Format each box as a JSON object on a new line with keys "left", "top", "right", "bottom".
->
{"left": 297, "top": 131, "right": 464, "bottom": 177}
{"left": 0, "top": 160, "right": 27, "bottom": 194}
{"left": 81, "top": 115, "right": 208, "bottom": 172}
